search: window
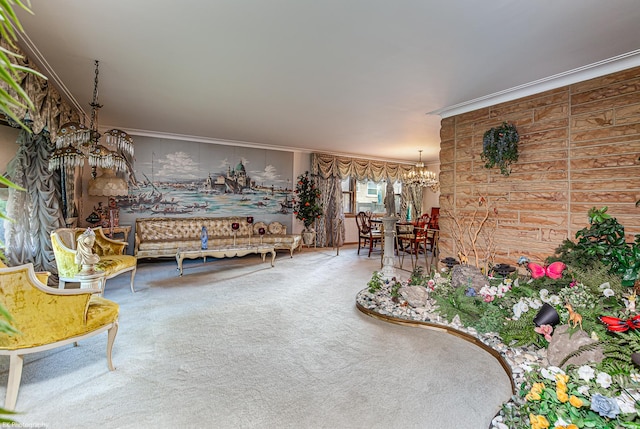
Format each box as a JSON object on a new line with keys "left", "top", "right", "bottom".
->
{"left": 341, "top": 177, "right": 401, "bottom": 215}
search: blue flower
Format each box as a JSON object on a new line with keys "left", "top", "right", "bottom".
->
{"left": 465, "top": 287, "right": 476, "bottom": 297}
{"left": 590, "top": 393, "right": 620, "bottom": 418}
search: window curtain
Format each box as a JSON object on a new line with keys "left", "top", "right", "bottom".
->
{"left": 5, "top": 128, "right": 65, "bottom": 272}
{"left": 0, "top": 35, "right": 82, "bottom": 273}
{"left": 315, "top": 175, "right": 343, "bottom": 247}
{"left": 400, "top": 184, "right": 423, "bottom": 221}
{"left": 312, "top": 153, "right": 415, "bottom": 246}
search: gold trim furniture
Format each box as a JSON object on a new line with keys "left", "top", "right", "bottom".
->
{"left": 0, "top": 263, "right": 119, "bottom": 410}
{"left": 176, "top": 244, "right": 276, "bottom": 276}
{"left": 51, "top": 227, "right": 137, "bottom": 294}
{"left": 134, "top": 217, "right": 302, "bottom": 260}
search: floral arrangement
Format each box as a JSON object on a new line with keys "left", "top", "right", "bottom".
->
{"left": 292, "top": 171, "right": 323, "bottom": 230}
{"left": 481, "top": 122, "right": 519, "bottom": 176}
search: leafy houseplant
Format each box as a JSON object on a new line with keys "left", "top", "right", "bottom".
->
{"left": 293, "top": 171, "right": 323, "bottom": 232}
{"left": 481, "top": 122, "right": 519, "bottom": 176}
{"left": 573, "top": 207, "right": 640, "bottom": 287}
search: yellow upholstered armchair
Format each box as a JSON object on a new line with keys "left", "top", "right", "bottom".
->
{"left": 0, "top": 263, "right": 119, "bottom": 410}
{"left": 51, "top": 227, "right": 137, "bottom": 294}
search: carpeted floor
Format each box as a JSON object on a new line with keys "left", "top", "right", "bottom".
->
{"left": 1, "top": 245, "right": 512, "bottom": 429}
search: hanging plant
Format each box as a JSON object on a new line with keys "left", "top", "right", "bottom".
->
{"left": 481, "top": 122, "right": 519, "bottom": 176}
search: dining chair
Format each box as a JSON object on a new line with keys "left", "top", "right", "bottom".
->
{"left": 355, "top": 211, "right": 382, "bottom": 257}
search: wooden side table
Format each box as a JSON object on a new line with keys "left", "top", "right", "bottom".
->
{"left": 104, "top": 225, "right": 132, "bottom": 243}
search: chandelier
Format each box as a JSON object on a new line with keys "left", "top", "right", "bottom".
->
{"left": 404, "top": 150, "right": 438, "bottom": 190}
{"left": 48, "top": 60, "right": 133, "bottom": 196}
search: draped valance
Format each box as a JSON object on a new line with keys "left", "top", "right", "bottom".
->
{"left": 312, "top": 153, "right": 414, "bottom": 182}
{"left": 0, "top": 37, "right": 81, "bottom": 139}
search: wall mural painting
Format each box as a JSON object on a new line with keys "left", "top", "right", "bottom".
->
{"left": 114, "top": 136, "right": 294, "bottom": 226}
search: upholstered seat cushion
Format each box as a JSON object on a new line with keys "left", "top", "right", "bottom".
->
{"left": 97, "top": 255, "right": 137, "bottom": 277}
{"left": 0, "top": 267, "right": 119, "bottom": 350}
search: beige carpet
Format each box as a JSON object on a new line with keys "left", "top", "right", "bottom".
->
{"left": 1, "top": 245, "right": 512, "bottom": 429}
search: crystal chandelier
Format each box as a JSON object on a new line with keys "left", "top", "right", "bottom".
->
{"left": 404, "top": 150, "right": 438, "bottom": 189}
{"left": 48, "top": 60, "right": 133, "bottom": 196}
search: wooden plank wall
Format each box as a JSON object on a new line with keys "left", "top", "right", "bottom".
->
{"left": 439, "top": 66, "right": 640, "bottom": 265}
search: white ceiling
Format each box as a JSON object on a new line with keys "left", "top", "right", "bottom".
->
{"left": 15, "top": 1, "right": 640, "bottom": 164}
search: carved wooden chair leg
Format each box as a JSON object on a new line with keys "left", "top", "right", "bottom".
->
{"left": 4, "top": 354, "right": 24, "bottom": 411}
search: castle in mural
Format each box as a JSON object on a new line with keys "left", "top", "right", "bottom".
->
{"left": 201, "top": 161, "right": 253, "bottom": 194}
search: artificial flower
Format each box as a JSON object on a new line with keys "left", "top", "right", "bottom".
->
{"left": 596, "top": 371, "right": 612, "bottom": 388}
{"left": 555, "top": 425, "right": 578, "bottom": 429}
{"left": 616, "top": 391, "right": 640, "bottom": 414}
{"left": 569, "top": 395, "right": 582, "bottom": 408}
{"left": 599, "top": 281, "right": 611, "bottom": 290}
{"left": 590, "top": 393, "right": 620, "bottom": 418}
{"left": 576, "top": 385, "right": 590, "bottom": 396}
{"left": 513, "top": 300, "right": 529, "bottom": 319}
{"left": 590, "top": 331, "right": 599, "bottom": 341}
{"left": 577, "top": 365, "right": 595, "bottom": 381}
{"left": 541, "top": 366, "right": 564, "bottom": 381}
{"left": 555, "top": 373, "right": 569, "bottom": 385}
{"left": 603, "top": 288, "right": 615, "bottom": 297}
{"left": 630, "top": 372, "right": 640, "bottom": 383}
{"left": 529, "top": 413, "right": 550, "bottom": 429}
{"left": 556, "top": 389, "right": 569, "bottom": 403}
{"left": 534, "top": 324, "right": 553, "bottom": 341}
{"left": 548, "top": 295, "right": 561, "bottom": 305}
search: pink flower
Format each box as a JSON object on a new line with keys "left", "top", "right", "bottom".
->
{"left": 483, "top": 295, "right": 495, "bottom": 303}
{"left": 534, "top": 324, "right": 553, "bottom": 341}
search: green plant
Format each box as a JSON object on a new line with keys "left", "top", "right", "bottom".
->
{"left": 292, "top": 171, "right": 323, "bottom": 230}
{"left": 574, "top": 207, "right": 640, "bottom": 287}
{"left": 481, "top": 121, "right": 519, "bottom": 176}
{"left": 367, "top": 271, "right": 384, "bottom": 294}
{"left": 0, "top": 2, "right": 43, "bottom": 421}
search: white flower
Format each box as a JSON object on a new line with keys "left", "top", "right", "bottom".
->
{"left": 616, "top": 391, "right": 640, "bottom": 414}
{"left": 603, "top": 288, "right": 615, "bottom": 297}
{"left": 577, "top": 385, "right": 590, "bottom": 396}
{"left": 548, "top": 295, "right": 561, "bottom": 305}
{"left": 504, "top": 278, "right": 513, "bottom": 286}
{"left": 577, "top": 365, "right": 595, "bottom": 381}
{"left": 596, "top": 371, "right": 612, "bottom": 388}
{"left": 541, "top": 366, "right": 564, "bottom": 381}
{"left": 599, "top": 281, "right": 610, "bottom": 290}
{"left": 591, "top": 331, "right": 599, "bottom": 341}
{"left": 630, "top": 372, "right": 640, "bottom": 383}
{"left": 512, "top": 300, "right": 530, "bottom": 319}
{"left": 554, "top": 416, "right": 570, "bottom": 428}
{"left": 513, "top": 278, "right": 519, "bottom": 288}
{"left": 526, "top": 298, "right": 542, "bottom": 310}
{"left": 539, "top": 289, "right": 549, "bottom": 301}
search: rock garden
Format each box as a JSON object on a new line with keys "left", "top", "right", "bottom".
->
{"left": 356, "top": 207, "right": 640, "bottom": 429}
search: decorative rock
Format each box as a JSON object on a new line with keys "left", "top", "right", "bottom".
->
{"left": 451, "top": 264, "right": 489, "bottom": 292}
{"left": 547, "top": 324, "right": 604, "bottom": 368}
{"left": 399, "top": 286, "right": 430, "bottom": 308}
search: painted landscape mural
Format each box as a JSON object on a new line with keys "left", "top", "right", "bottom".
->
{"left": 114, "top": 136, "right": 294, "bottom": 226}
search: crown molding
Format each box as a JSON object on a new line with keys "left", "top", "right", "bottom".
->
{"left": 16, "top": 30, "right": 88, "bottom": 120}
{"left": 429, "top": 49, "right": 640, "bottom": 118}
{"left": 109, "top": 126, "right": 421, "bottom": 165}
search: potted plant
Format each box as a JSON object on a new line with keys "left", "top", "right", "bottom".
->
{"left": 481, "top": 122, "right": 519, "bottom": 176}
{"left": 293, "top": 171, "right": 323, "bottom": 244}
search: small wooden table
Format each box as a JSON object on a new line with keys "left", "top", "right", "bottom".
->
{"left": 176, "top": 244, "right": 276, "bottom": 276}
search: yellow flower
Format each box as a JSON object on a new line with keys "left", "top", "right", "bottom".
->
{"left": 557, "top": 389, "right": 569, "bottom": 403}
{"left": 556, "top": 425, "right": 579, "bottom": 429}
{"left": 555, "top": 373, "right": 569, "bottom": 384}
{"left": 531, "top": 382, "right": 545, "bottom": 394}
{"left": 526, "top": 391, "right": 541, "bottom": 401}
{"left": 529, "top": 413, "right": 550, "bottom": 429}
{"left": 525, "top": 382, "right": 545, "bottom": 401}
{"left": 569, "top": 395, "right": 583, "bottom": 408}
{"left": 555, "top": 380, "right": 567, "bottom": 392}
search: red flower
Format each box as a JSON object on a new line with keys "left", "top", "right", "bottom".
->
{"left": 305, "top": 202, "right": 310, "bottom": 207}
